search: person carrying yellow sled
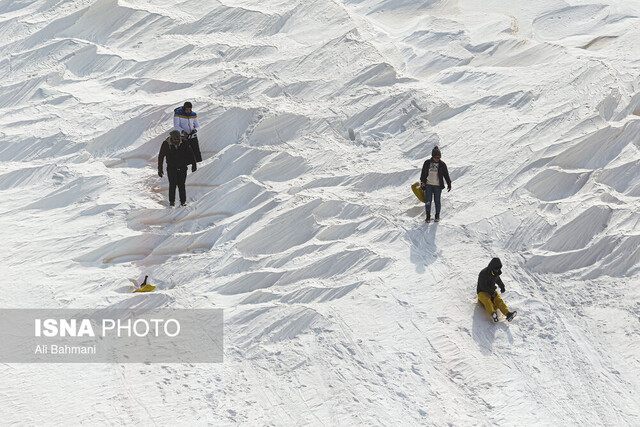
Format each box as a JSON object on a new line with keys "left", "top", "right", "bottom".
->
{"left": 477, "top": 258, "right": 517, "bottom": 322}
{"left": 419, "top": 146, "right": 452, "bottom": 223}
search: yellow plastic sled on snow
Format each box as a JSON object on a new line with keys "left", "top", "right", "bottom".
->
{"left": 133, "top": 275, "right": 155, "bottom": 293}
{"left": 133, "top": 284, "right": 156, "bottom": 293}
{"left": 411, "top": 182, "right": 426, "bottom": 203}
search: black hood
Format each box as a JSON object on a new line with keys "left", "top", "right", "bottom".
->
{"left": 488, "top": 257, "right": 502, "bottom": 271}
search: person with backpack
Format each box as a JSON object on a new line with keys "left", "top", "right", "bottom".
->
{"left": 173, "top": 101, "right": 202, "bottom": 164}
{"left": 158, "top": 130, "right": 197, "bottom": 207}
{"left": 477, "top": 257, "right": 517, "bottom": 322}
{"left": 420, "top": 146, "right": 452, "bottom": 222}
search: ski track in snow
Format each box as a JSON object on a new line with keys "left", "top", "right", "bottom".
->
{"left": 1, "top": 0, "right": 640, "bottom": 424}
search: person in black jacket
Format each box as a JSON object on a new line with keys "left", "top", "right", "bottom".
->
{"left": 158, "top": 130, "right": 197, "bottom": 207}
{"left": 420, "top": 146, "right": 452, "bottom": 222}
{"left": 477, "top": 257, "right": 517, "bottom": 322}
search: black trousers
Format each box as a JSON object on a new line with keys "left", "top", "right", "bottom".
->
{"left": 167, "top": 168, "right": 187, "bottom": 204}
{"left": 187, "top": 137, "right": 202, "bottom": 163}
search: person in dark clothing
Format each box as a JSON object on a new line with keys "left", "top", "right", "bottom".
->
{"left": 420, "top": 146, "right": 452, "bottom": 222}
{"left": 477, "top": 257, "right": 517, "bottom": 322}
{"left": 173, "top": 101, "right": 202, "bottom": 164}
{"left": 158, "top": 130, "right": 197, "bottom": 207}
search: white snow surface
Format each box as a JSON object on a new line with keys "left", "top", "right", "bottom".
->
{"left": 2, "top": 0, "right": 640, "bottom": 424}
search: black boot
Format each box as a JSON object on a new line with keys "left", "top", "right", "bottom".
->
{"left": 435, "top": 214, "right": 440, "bottom": 222}
{"left": 492, "top": 312, "right": 499, "bottom": 322}
{"left": 506, "top": 311, "right": 517, "bottom": 322}
{"left": 425, "top": 213, "right": 431, "bottom": 223}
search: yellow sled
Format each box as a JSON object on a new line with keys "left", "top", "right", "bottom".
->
{"left": 133, "top": 284, "right": 156, "bottom": 293}
{"left": 411, "top": 182, "right": 426, "bottom": 203}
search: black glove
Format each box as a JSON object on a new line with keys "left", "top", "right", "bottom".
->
{"left": 191, "top": 164, "right": 197, "bottom": 172}
{"left": 158, "top": 169, "right": 163, "bottom": 178}
{"left": 447, "top": 184, "right": 452, "bottom": 192}
{"left": 500, "top": 286, "right": 505, "bottom": 294}
{"left": 420, "top": 182, "right": 425, "bottom": 189}
{"left": 190, "top": 129, "right": 197, "bottom": 135}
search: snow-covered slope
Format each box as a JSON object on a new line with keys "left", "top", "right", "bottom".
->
{"left": 1, "top": 0, "right": 639, "bottom": 424}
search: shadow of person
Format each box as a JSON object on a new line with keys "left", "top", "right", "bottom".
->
{"left": 406, "top": 222, "right": 440, "bottom": 274}
{"left": 471, "top": 301, "right": 514, "bottom": 353}
{"left": 426, "top": 221, "right": 438, "bottom": 244}
{"left": 472, "top": 302, "right": 496, "bottom": 354}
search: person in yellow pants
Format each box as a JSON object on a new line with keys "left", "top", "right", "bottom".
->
{"left": 477, "top": 257, "right": 517, "bottom": 322}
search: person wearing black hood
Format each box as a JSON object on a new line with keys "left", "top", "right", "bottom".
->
{"left": 420, "top": 146, "right": 452, "bottom": 222}
{"left": 158, "top": 130, "right": 197, "bottom": 207}
{"left": 477, "top": 257, "right": 517, "bottom": 322}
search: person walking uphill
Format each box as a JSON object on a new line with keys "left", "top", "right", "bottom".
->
{"left": 477, "top": 257, "right": 517, "bottom": 322}
{"left": 158, "top": 130, "right": 197, "bottom": 207}
{"left": 420, "top": 146, "right": 452, "bottom": 222}
{"left": 173, "top": 101, "right": 202, "bottom": 164}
